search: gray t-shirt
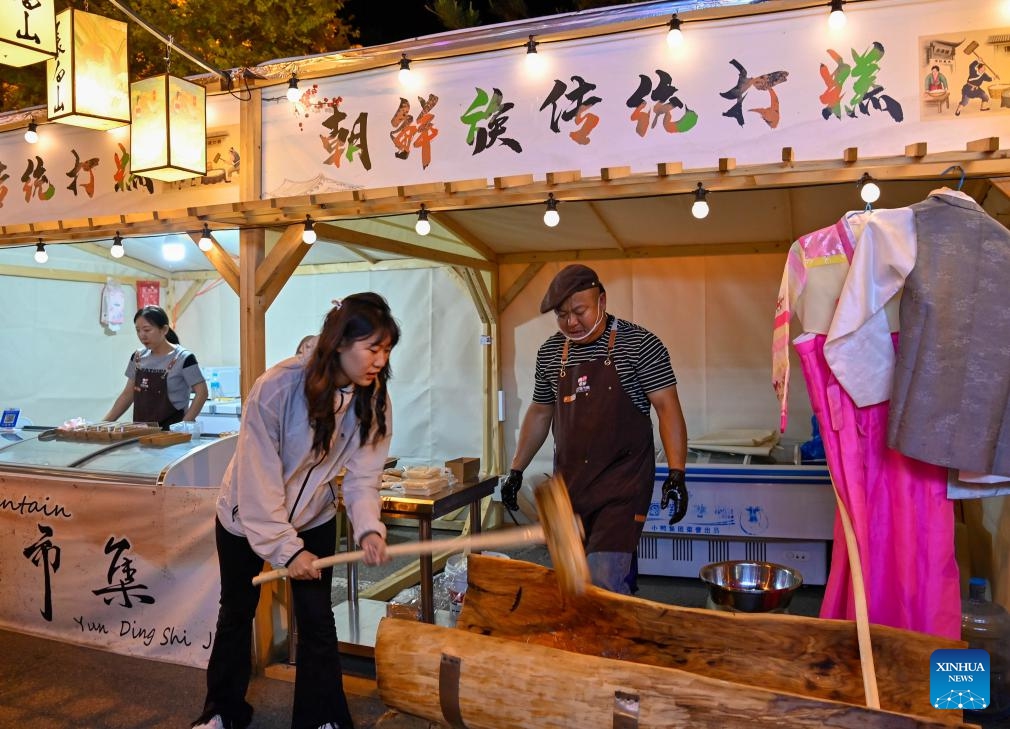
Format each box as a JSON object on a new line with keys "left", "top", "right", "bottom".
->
{"left": 124, "top": 345, "right": 205, "bottom": 410}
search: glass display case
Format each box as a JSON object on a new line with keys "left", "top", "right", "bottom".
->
{"left": 0, "top": 427, "right": 236, "bottom": 486}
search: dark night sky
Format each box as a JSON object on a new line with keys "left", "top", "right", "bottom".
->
{"left": 342, "top": 1, "right": 589, "bottom": 48}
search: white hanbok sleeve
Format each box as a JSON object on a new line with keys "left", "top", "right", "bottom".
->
{"left": 823, "top": 208, "right": 915, "bottom": 407}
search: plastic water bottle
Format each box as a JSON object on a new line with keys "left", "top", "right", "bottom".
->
{"left": 210, "top": 372, "right": 222, "bottom": 401}
{"left": 962, "top": 577, "right": 1010, "bottom": 722}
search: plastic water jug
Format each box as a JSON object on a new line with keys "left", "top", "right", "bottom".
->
{"left": 210, "top": 373, "right": 222, "bottom": 400}
{"left": 962, "top": 577, "right": 1010, "bottom": 722}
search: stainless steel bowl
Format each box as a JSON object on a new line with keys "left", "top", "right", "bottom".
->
{"left": 699, "top": 560, "right": 803, "bottom": 613}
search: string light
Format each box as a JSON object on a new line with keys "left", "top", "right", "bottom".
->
{"left": 524, "top": 35, "right": 544, "bottom": 73}
{"left": 198, "top": 223, "right": 213, "bottom": 251}
{"left": 415, "top": 204, "right": 431, "bottom": 236}
{"left": 302, "top": 215, "right": 317, "bottom": 244}
{"left": 398, "top": 54, "right": 413, "bottom": 85}
{"left": 110, "top": 232, "right": 125, "bottom": 259}
{"left": 543, "top": 193, "right": 560, "bottom": 227}
{"left": 286, "top": 72, "right": 301, "bottom": 103}
{"left": 858, "top": 172, "right": 880, "bottom": 204}
{"left": 691, "top": 183, "right": 710, "bottom": 219}
{"left": 666, "top": 15, "right": 684, "bottom": 48}
{"left": 24, "top": 120, "right": 38, "bottom": 144}
{"left": 828, "top": 0, "right": 846, "bottom": 30}
{"left": 34, "top": 240, "right": 48, "bottom": 264}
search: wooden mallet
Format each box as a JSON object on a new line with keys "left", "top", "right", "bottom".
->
{"left": 251, "top": 475, "right": 591, "bottom": 595}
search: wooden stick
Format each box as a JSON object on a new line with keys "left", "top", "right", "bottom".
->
{"left": 830, "top": 476, "right": 880, "bottom": 708}
{"left": 251, "top": 524, "right": 545, "bottom": 586}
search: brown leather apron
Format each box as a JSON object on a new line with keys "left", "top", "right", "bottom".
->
{"left": 553, "top": 324, "right": 655, "bottom": 553}
{"left": 132, "top": 349, "right": 185, "bottom": 430}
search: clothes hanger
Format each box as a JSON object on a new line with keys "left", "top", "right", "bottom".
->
{"left": 939, "top": 164, "right": 966, "bottom": 191}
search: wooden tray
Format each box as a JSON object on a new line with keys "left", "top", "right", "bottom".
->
{"left": 138, "top": 431, "right": 192, "bottom": 447}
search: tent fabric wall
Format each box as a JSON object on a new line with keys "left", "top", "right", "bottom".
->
{"left": 500, "top": 254, "right": 811, "bottom": 477}
{"left": 0, "top": 258, "right": 484, "bottom": 469}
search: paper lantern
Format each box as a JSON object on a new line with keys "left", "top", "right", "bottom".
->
{"left": 129, "top": 74, "right": 207, "bottom": 182}
{"left": 47, "top": 9, "right": 129, "bottom": 129}
{"left": 0, "top": 0, "right": 56, "bottom": 66}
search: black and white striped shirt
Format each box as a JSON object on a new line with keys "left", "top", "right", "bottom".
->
{"left": 532, "top": 315, "right": 677, "bottom": 414}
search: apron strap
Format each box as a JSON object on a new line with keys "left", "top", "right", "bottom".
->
{"left": 560, "top": 321, "right": 616, "bottom": 378}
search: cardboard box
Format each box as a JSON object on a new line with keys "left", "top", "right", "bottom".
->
{"left": 445, "top": 457, "right": 480, "bottom": 483}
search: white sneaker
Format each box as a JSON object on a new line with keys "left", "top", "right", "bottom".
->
{"left": 192, "top": 716, "right": 226, "bottom": 729}
{"left": 316, "top": 724, "right": 339, "bottom": 729}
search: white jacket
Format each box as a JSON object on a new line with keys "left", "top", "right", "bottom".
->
{"left": 216, "top": 356, "right": 390, "bottom": 567}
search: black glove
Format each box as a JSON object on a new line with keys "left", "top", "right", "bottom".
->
{"left": 500, "top": 469, "right": 523, "bottom": 511}
{"left": 660, "top": 468, "right": 688, "bottom": 525}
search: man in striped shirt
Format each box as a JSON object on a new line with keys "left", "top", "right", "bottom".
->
{"left": 501, "top": 264, "right": 688, "bottom": 594}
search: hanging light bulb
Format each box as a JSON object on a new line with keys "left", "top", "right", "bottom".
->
{"left": 286, "top": 72, "right": 301, "bottom": 103}
{"left": 398, "top": 54, "right": 413, "bottom": 85}
{"left": 666, "top": 15, "right": 684, "bottom": 48}
{"left": 543, "top": 193, "right": 560, "bottom": 227}
{"left": 198, "top": 223, "right": 213, "bottom": 252}
{"left": 110, "top": 232, "right": 125, "bottom": 259}
{"left": 858, "top": 172, "right": 881, "bottom": 204}
{"left": 828, "top": 0, "right": 846, "bottom": 30}
{"left": 34, "top": 240, "right": 48, "bottom": 264}
{"left": 24, "top": 120, "right": 38, "bottom": 144}
{"left": 691, "top": 183, "right": 710, "bottom": 219}
{"left": 524, "top": 35, "right": 544, "bottom": 74}
{"left": 415, "top": 204, "right": 431, "bottom": 236}
{"left": 302, "top": 215, "right": 317, "bottom": 244}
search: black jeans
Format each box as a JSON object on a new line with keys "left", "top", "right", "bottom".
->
{"left": 198, "top": 517, "right": 353, "bottom": 729}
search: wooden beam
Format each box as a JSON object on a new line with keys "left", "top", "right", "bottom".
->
{"left": 990, "top": 177, "right": 1010, "bottom": 202}
{"left": 340, "top": 244, "right": 379, "bottom": 264}
{"left": 586, "top": 201, "right": 624, "bottom": 250}
{"left": 657, "top": 161, "right": 683, "bottom": 176}
{"left": 499, "top": 241, "right": 790, "bottom": 264}
{"left": 6, "top": 145, "right": 1010, "bottom": 247}
{"left": 314, "top": 222, "right": 494, "bottom": 271}
{"left": 967, "top": 137, "right": 999, "bottom": 153}
{"left": 494, "top": 174, "right": 534, "bottom": 189}
{"left": 545, "top": 170, "right": 581, "bottom": 185}
{"left": 254, "top": 223, "right": 309, "bottom": 303}
{"left": 601, "top": 165, "right": 631, "bottom": 181}
{"left": 499, "top": 262, "right": 544, "bottom": 314}
{"left": 428, "top": 212, "right": 497, "bottom": 262}
{"left": 718, "top": 157, "right": 736, "bottom": 172}
{"left": 843, "top": 147, "right": 859, "bottom": 163}
{"left": 171, "top": 279, "right": 206, "bottom": 321}
{"left": 444, "top": 178, "right": 488, "bottom": 194}
{"left": 74, "top": 242, "right": 171, "bottom": 281}
{"left": 0, "top": 264, "right": 158, "bottom": 286}
{"left": 905, "top": 142, "right": 927, "bottom": 158}
{"left": 201, "top": 239, "right": 240, "bottom": 295}
{"left": 781, "top": 147, "right": 794, "bottom": 163}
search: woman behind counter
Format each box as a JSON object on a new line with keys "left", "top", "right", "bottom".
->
{"left": 103, "top": 305, "right": 208, "bottom": 429}
{"left": 192, "top": 292, "right": 398, "bottom": 729}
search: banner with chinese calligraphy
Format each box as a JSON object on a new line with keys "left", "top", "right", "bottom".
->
{"left": 261, "top": 0, "right": 1010, "bottom": 197}
{"left": 1, "top": 0, "right": 1009, "bottom": 230}
{"left": 0, "top": 475, "right": 219, "bottom": 668}
{"left": 0, "top": 94, "right": 240, "bottom": 228}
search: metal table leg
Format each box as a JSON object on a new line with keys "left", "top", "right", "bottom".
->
{"left": 419, "top": 516, "right": 434, "bottom": 623}
{"left": 345, "top": 516, "right": 360, "bottom": 643}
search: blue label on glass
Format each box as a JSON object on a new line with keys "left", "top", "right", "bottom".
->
{"left": 931, "top": 648, "right": 990, "bottom": 710}
{"left": 0, "top": 408, "right": 19, "bottom": 429}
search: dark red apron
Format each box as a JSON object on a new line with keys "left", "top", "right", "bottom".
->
{"left": 553, "top": 325, "right": 655, "bottom": 553}
{"left": 132, "top": 349, "right": 185, "bottom": 430}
